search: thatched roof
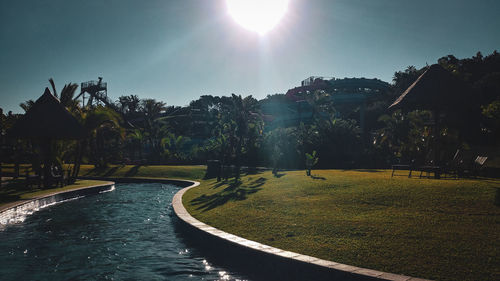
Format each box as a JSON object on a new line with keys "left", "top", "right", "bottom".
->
{"left": 9, "top": 88, "right": 86, "bottom": 139}
{"left": 389, "top": 64, "right": 468, "bottom": 111}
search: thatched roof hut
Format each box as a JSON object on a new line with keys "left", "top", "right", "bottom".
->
{"left": 389, "top": 64, "right": 468, "bottom": 111}
{"left": 9, "top": 88, "right": 85, "bottom": 139}
{"left": 389, "top": 64, "right": 472, "bottom": 169}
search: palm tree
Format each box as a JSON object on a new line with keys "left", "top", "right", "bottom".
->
{"left": 73, "top": 106, "right": 122, "bottom": 176}
{"left": 125, "top": 129, "right": 144, "bottom": 161}
{"left": 20, "top": 100, "right": 35, "bottom": 112}
{"left": 48, "top": 78, "right": 80, "bottom": 111}
{"left": 217, "top": 94, "right": 262, "bottom": 178}
{"left": 306, "top": 90, "right": 336, "bottom": 127}
{"left": 139, "top": 99, "right": 167, "bottom": 162}
{"left": 161, "top": 133, "right": 190, "bottom": 162}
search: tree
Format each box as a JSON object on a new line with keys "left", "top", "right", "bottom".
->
{"left": 264, "top": 127, "right": 296, "bottom": 174}
{"left": 482, "top": 98, "right": 500, "bottom": 143}
{"left": 72, "top": 106, "right": 123, "bottom": 176}
{"left": 216, "top": 94, "right": 262, "bottom": 178}
{"left": 117, "top": 94, "right": 140, "bottom": 115}
{"left": 139, "top": 98, "right": 167, "bottom": 163}
{"left": 161, "top": 133, "right": 191, "bottom": 162}
{"left": 20, "top": 100, "right": 35, "bottom": 113}
{"left": 49, "top": 78, "right": 80, "bottom": 111}
{"left": 316, "top": 117, "right": 362, "bottom": 168}
{"left": 392, "top": 66, "right": 425, "bottom": 96}
{"left": 306, "top": 90, "right": 336, "bottom": 124}
{"left": 305, "top": 150, "right": 319, "bottom": 176}
{"left": 124, "top": 129, "right": 144, "bottom": 161}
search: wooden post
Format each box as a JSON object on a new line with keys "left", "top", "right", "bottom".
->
{"left": 433, "top": 109, "right": 441, "bottom": 179}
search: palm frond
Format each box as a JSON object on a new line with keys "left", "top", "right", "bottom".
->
{"left": 49, "top": 78, "right": 58, "bottom": 98}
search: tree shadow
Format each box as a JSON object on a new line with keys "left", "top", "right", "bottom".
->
{"left": 244, "top": 167, "right": 264, "bottom": 175}
{"left": 273, "top": 172, "right": 286, "bottom": 178}
{"left": 86, "top": 165, "right": 107, "bottom": 176}
{"left": 211, "top": 180, "right": 228, "bottom": 189}
{"left": 191, "top": 177, "right": 266, "bottom": 211}
{"left": 125, "top": 165, "right": 141, "bottom": 177}
{"left": 310, "top": 175, "right": 326, "bottom": 180}
{"left": 207, "top": 168, "right": 265, "bottom": 181}
{"left": 103, "top": 166, "right": 119, "bottom": 177}
{"left": 0, "top": 179, "right": 39, "bottom": 204}
{"left": 0, "top": 194, "right": 21, "bottom": 204}
{"left": 343, "top": 169, "right": 385, "bottom": 173}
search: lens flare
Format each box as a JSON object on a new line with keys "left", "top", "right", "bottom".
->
{"left": 226, "top": 0, "right": 289, "bottom": 35}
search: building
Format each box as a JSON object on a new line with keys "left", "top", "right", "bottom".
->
{"left": 262, "top": 77, "right": 391, "bottom": 132}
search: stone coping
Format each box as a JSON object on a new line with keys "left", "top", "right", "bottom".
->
{"left": 173, "top": 182, "right": 433, "bottom": 281}
{"left": 0, "top": 181, "right": 115, "bottom": 225}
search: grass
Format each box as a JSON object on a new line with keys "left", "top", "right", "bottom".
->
{"left": 79, "top": 164, "right": 206, "bottom": 180}
{"left": 1, "top": 163, "right": 32, "bottom": 176}
{"left": 182, "top": 169, "right": 500, "bottom": 281}
{"left": 0, "top": 164, "right": 206, "bottom": 209}
{"left": 0, "top": 179, "right": 107, "bottom": 209}
{"left": 5, "top": 164, "right": 498, "bottom": 280}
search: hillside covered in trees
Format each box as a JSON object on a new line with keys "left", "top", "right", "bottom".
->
{"left": 2, "top": 51, "right": 500, "bottom": 173}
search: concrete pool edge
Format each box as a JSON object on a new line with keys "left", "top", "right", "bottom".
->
{"left": 0, "top": 181, "right": 115, "bottom": 225}
{"left": 173, "top": 182, "right": 433, "bottom": 281}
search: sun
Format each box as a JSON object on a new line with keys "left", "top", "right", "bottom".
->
{"left": 226, "top": 0, "right": 289, "bottom": 35}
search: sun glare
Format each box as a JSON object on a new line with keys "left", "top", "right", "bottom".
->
{"left": 226, "top": 0, "right": 289, "bottom": 35}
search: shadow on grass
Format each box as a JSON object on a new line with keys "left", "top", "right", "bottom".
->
{"left": 310, "top": 175, "right": 326, "bottom": 180}
{"left": 191, "top": 177, "right": 266, "bottom": 211}
{"left": 0, "top": 179, "right": 39, "bottom": 204}
{"left": 86, "top": 165, "right": 110, "bottom": 176}
{"left": 125, "top": 165, "right": 141, "bottom": 177}
{"left": 343, "top": 169, "right": 385, "bottom": 173}
{"left": 0, "top": 194, "right": 21, "bottom": 204}
{"left": 273, "top": 172, "right": 286, "bottom": 178}
{"left": 209, "top": 168, "right": 264, "bottom": 178}
{"left": 103, "top": 166, "right": 119, "bottom": 177}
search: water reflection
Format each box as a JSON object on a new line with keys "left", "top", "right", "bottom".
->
{"left": 0, "top": 183, "right": 250, "bottom": 281}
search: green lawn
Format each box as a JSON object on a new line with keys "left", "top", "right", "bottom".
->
{"left": 0, "top": 164, "right": 205, "bottom": 209}
{"left": 79, "top": 164, "right": 206, "bottom": 180}
{"left": 6, "top": 164, "right": 498, "bottom": 280}
{"left": 182, "top": 169, "right": 500, "bottom": 281}
{"left": 0, "top": 179, "right": 107, "bottom": 209}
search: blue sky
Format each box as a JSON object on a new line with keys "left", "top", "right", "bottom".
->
{"left": 1, "top": 0, "right": 499, "bottom": 113}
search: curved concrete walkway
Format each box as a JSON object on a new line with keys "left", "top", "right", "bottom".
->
{"left": 173, "top": 182, "right": 432, "bottom": 281}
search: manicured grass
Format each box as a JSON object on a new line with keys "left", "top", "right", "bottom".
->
{"left": 183, "top": 169, "right": 500, "bottom": 281}
{"left": 0, "top": 164, "right": 32, "bottom": 176}
{"left": 0, "top": 179, "right": 107, "bottom": 209}
{"left": 79, "top": 164, "right": 206, "bottom": 180}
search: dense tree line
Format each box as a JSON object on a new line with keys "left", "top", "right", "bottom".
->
{"left": 1, "top": 51, "right": 499, "bottom": 172}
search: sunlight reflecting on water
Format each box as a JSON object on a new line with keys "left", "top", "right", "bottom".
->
{"left": 0, "top": 183, "right": 250, "bottom": 281}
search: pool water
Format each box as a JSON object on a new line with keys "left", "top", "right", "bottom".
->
{"left": 0, "top": 183, "right": 251, "bottom": 281}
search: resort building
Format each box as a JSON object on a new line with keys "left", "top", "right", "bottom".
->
{"left": 262, "top": 76, "right": 391, "bottom": 132}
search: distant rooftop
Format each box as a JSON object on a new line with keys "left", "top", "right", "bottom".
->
{"left": 287, "top": 76, "right": 391, "bottom": 100}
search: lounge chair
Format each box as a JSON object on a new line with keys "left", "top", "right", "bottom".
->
{"left": 417, "top": 162, "right": 441, "bottom": 179}
{"left": 414, "top": 152, "right": 440, "bottom": 179}
{"left": 391, "top": 160, "right": 415, "bottom": 178}
{"left": 472, "top": 156, "right": 488, "bottom": 177}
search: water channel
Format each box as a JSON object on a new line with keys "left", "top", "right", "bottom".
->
{"left": 0, "top": 183, "right": 254, "bottom": 281}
